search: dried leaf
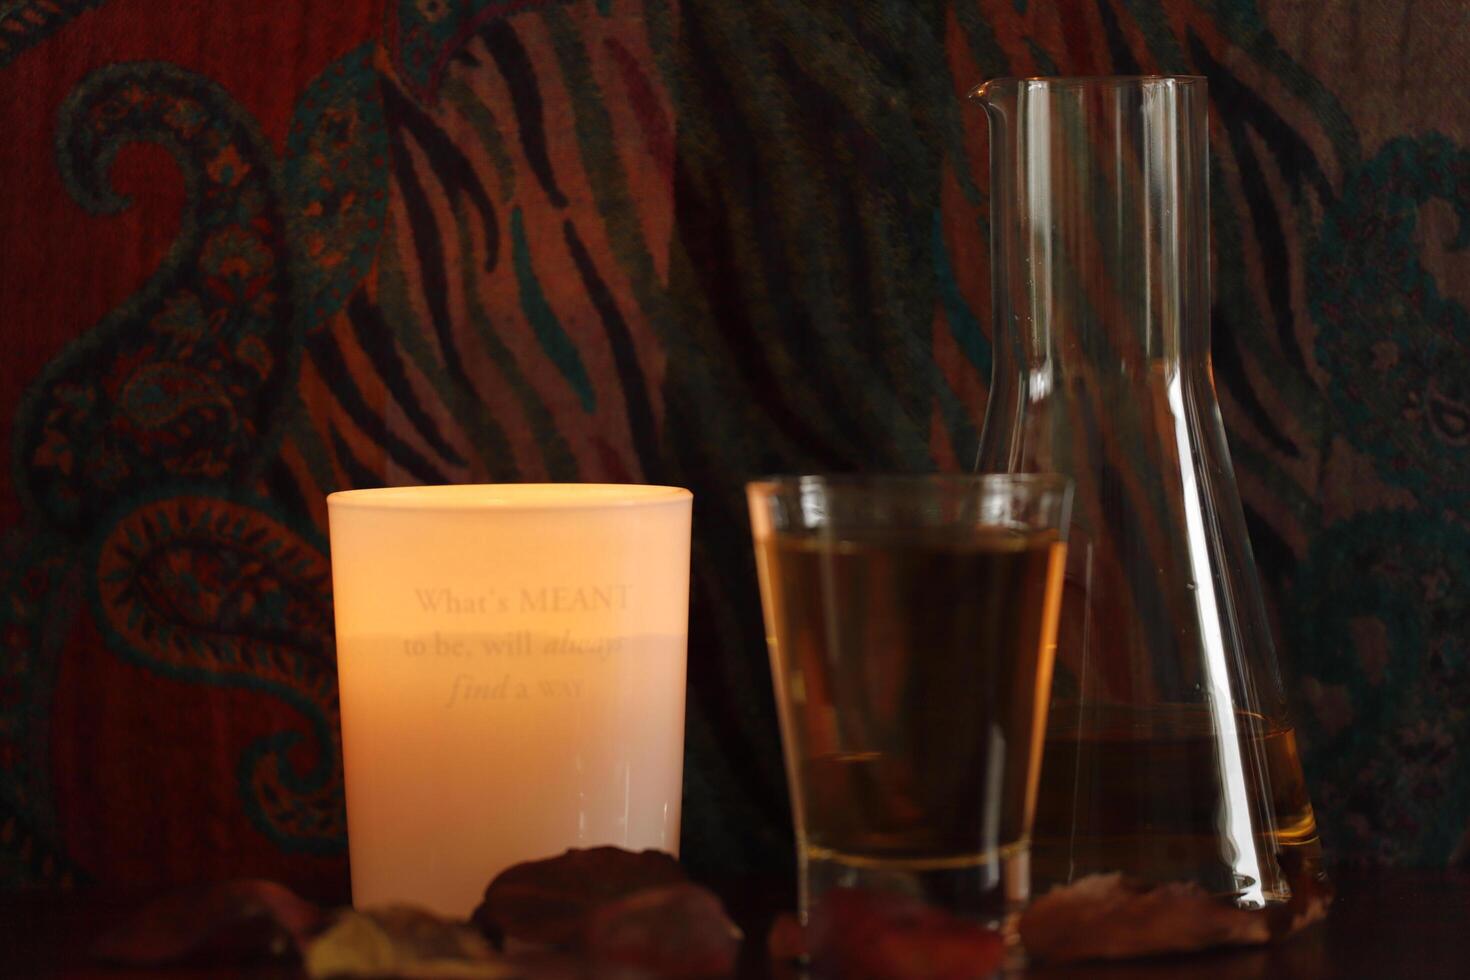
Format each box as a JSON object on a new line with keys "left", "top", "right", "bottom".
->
{"left": 1265, "top": 864, "right": 1334, "bottom": 941}
{"left": 472, "top": 847, "right": 688, "bottom": 949}
{"left": 587, "top": 882, "right": 742, "bottom": 977}
{"left": 305, "top": 906, "right": 516, "bottom": 978}
{"left": 92, "top": 878, "right": 324, "bottom": 965}
{"left": 766, "top": 912, "right": 806, "bottom": 964}
{"left": 1019, "top": 872, "right": 1331, "bottom": 963}
{"left": 808, "top": 888, "right": 1006, "bottom": 980}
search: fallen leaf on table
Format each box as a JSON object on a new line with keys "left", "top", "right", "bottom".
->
{"left": 1019, "top": 872, "right": 1332, "bottom": 963}
{"left": 94, "top": 848, "right": 747, "bottom": 977}
{"left": 472, "top": 847, "right": 688, "bottom": 949}
{"left": 766, "top": 912, "right": 806, "bottom": 964}
{"left": 588, "top": 882, "right": 743, "bottom": 977}
{"left": 305, "top": 906, "right": 516, "bottom": 978}
{"left": 92, "top": 878, "right": 324, "bottom": 965}
{"left": 807, "top": 888, "right": 1006, "bottom": 980}
{"left": 1265, "top": 865, "right": 1334, "bottom": 940}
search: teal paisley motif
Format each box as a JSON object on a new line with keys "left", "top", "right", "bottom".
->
{"left": 116, "top": 363, "right": 239, "bottom": 444}
{"left": 93, "top": 492, "right": 345, "bottom": 853}
{"left": 16, "top": 62, "right": 297, "bottom": 534}
{"left": 5, "top": 50, "right": 391, "bottom": 870}
{"left": 1289, "top": 511, "right": 1470, "bottom": 866}
{"left": 1310, "top": 135, "right": 1470, "bottom": 505}
{"left": 284, "top": 42, "right": 389, "bottom": 327}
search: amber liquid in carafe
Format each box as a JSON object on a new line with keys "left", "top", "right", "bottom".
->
{"left": 1031, "top": 703, "right": 1323, "bottom": 906}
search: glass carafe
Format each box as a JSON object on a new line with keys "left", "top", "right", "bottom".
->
{"left": 971, "top": 76, "right": 1323, "bottom": 908}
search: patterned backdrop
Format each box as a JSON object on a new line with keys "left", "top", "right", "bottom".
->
{"left": 1, "top": 0, "right": 1467, "bottom": 899}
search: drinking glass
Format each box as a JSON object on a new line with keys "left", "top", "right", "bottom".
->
{"left": 747, "top": 475, "right": 1071, "bottom": 933}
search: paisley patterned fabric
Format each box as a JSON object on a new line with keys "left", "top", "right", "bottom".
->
{"left": 0, "top": 0, "right": 1466, "bottom": 895}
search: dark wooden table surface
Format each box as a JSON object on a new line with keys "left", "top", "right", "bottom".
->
{"left": 2, "top": 870, "right": 1466, "bottom": 978}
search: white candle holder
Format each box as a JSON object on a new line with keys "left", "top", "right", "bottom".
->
{"left": 327, "top": 484, "right": 692, "bottom": 916}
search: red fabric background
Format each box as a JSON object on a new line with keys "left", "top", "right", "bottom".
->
{"left": 0, "top": 0, "right": 380, "bottom": 530}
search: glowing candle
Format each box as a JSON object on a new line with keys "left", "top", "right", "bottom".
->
{"left": 327, "top": 484, "right": 692, "bottom": 916}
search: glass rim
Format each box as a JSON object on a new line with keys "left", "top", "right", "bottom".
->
{"left": 969, "top": 74, "right": 1204, "bottom": 100}
{"left": 746, "top": 472, "right": 1072, "bottom": 496}
{"left": 327, "top": 483, "right": 691, "bottom": 512}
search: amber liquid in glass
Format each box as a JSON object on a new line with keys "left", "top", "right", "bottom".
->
{"left": 759, "top": 527, "right": 1065, "bottom": 920}
{"left": 1032, "top": 704, "right": 1323, "bottom": 906}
